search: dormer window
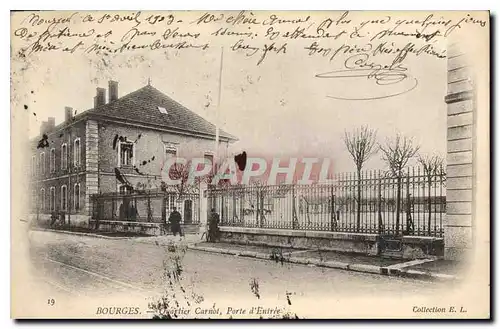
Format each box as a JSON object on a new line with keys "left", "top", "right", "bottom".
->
{"left": 158, "top": 106, "right": 168, "bottom": 115}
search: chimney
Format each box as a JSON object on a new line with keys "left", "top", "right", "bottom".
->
{"left": 65, "top": 106, "right": 73, "bottom": 122}
{"left": 109, "top": 80, "right": 118, "bottom": 102}
{"left": 47, "top": 117, "right": 55, "bottom": 130}
{"left": 94, "top": 96, "right": 98, "bottom": 108}
{"left": 40, "top": 117, "right": 55, "bottom": 135}
{"left": 96, "top": 87, "right": 106, "bottom": 106}
{"left": 40, "top": 121, "right": 47, "bottom": 136}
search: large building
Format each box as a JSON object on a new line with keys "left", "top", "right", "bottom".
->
{"left": 29, "top": 81, "right": 237, "bottom": 227}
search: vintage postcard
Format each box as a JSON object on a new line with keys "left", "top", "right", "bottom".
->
{"left": 10, "top": 10, "right": 490, "bottom": 319}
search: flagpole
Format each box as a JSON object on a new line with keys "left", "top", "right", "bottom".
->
{"left": 215, "top": 47, "right": 223, "bottom": 173}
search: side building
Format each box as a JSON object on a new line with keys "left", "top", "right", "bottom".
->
{"left": 29, "top": 81, "right": 237, "bottom": 228}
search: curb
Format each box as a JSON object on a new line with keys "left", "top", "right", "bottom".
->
{"left": 31, "top": 228, "right": 204, "bottom": 245}
{"left": 30, "top": 228, "right": 130, "bottom": 240}
{"left": 188, "top": 245, "right": 461, "bottom": 282}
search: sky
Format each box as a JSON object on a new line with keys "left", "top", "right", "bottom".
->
{"left": 11, "top": 11, "right": 450, "bottom": 173}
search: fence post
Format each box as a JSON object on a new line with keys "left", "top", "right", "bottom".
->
{"left": 330, "top": 186, "right": 335, "bottom": 231}
{"left": 161, "top": 193, "right": 166, "bottom": 224}
{"left": 378, "top": 170, "right": 383, "bottom": 235}
{"left": 147, "top": 192, "right": 152, "bottom": 222}
{"left": 259, "top": 190, "right": 266, "bottom": 227}
{"left": 291, "top": 185, "right": 297, "bottom": 230}
{"left": 406, "top": 170, "right": 413, "bottom": 235}
{"left": 255, "top": 188, "right": 259, "bottom": 227}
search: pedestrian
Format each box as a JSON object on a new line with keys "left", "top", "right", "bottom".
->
{"left": 119, "top": 203, "right": 125, "bottom": 220}
{"left": 168, "top": 207, "right": 183, "bottom": 237}
{"left": 208, "top": 208, "right": 220, "bottom": 242}
{"left": 129, "top": 204, "right": 138, "bottom": 221}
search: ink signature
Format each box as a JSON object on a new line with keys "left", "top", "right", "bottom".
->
{"left": 315, "top": 53, "right": 418, "bottom": 101}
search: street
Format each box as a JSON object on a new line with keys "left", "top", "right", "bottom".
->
{"left": 23, "top": 230, "right": 457, "bottom": 319}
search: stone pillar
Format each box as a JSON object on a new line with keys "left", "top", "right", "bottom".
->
{"left": 85, "top": 120, "right": 99, "bottom": 216}
{"left": 199, "top": 182, "right": 208, "bottom": 237}
{"left": 444, "top": 42, "right": 475, "bottom": 260}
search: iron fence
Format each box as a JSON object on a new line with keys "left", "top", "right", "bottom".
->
{"left": 207, "top": 167, "right": 446, "bottom": 237}
{"left": 90, "top": 188, "right": 200, "bottom": 225}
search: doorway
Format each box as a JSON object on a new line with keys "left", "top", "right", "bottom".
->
{"left": 184, "top": 200, "right": 193, "bottom": 224}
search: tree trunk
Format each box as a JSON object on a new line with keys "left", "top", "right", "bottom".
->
{"left": 255, "top": 190, "right": 260, "bottom": 227}
{"left": 357, "top": 170, "right": 361, "bottom": 232}
{"left": 378, "top": 174, "right": 383, "bottom": 234}
{"left": 292, "top": 186, "right": 298, "bottom": 229}
{"left": 330, "top": 186, "right": 335, "bottom": 231}
{"left": 395, "top": 175, "right": 402, "bottom": 235}
{"left": 427, "top": 177, "right": 432, "bottom": 235}
{"left": 232, "top": 193, "right": 237, "bottom": 224}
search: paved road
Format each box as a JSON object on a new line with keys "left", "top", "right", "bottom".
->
{"left": 23, "top": 230, "right": 456, "bottom": 319}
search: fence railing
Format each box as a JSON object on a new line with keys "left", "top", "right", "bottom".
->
{"left": 90, "top": 189, "right": 200, "bottom": 225}
{"left": 207, "top": 167, "right": 446, "bottom": 237}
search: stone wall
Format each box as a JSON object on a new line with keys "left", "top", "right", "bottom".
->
{"left": 444, "top": 42, "right": 475, "bottom": 260}
{"left": 218, "top": 227, "right": 443, "bottom": 259}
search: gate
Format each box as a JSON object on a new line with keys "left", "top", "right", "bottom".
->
{"left": 184, "top": 200, "right": 193, "bottom": 224}
{"left": 90, "top": 188, "right": 200, "bottom": 225}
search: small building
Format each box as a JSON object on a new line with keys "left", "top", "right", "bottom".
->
{"left": 29, "top": 81, "right": 237, "bottom": 228}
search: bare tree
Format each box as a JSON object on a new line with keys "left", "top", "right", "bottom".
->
{"left": 418, "top": 154, "right": 445, "bottom": 235}
{"left": 166, "top": 162, "right": 196, "bottom": 200}
{"left": 379, "top": 133, "right": 420, "bottom": 235}
{"left": 343, "top": 126, "right": 378, "bottom": 232}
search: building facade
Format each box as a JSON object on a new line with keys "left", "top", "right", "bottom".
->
{"left": 444, "top": 42, "right": 476, "bottom": 260}
{"left": 30, "top": 81, "right": 236, "bottom": 227}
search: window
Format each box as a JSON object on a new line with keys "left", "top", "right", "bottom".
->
{"left": 74, "top": 183, "right": 81, "bottom": 211}
{"left": 31, "top": 155, "right": 36, "bottom": 176}
{"left": 61, "top": 185, "right": 67, "bottom": 211}
{"left": 40, "top": 188, "right": 45, "bottom": 212}
{"left": 50, "top": 148, "right": 55, "bottom": 173}
{"left": 166, "top": 194, "right": 176, "bottom": 214}
{"left": 49, "top": 187, "right": 55, "bottom": 212}
{"left": 158, "top": 106, "right": 168, "bottom": 114}
{"left": 118, "top": 141, "right": 134, "bottom": 167}
{"left": 204, "top": 152, "right": 214, "bottom": 172}
{"left": 118, "top": 184, "right": 133, "bottom": 194}
{"left": 40, "top": 152, "right": 46, "bottom": 175}
{"left": 165, "top": 147, "right": 177, "bottom": 159}
{"left": 74, "top": 138, "right": 81, "bottom": 167}
{"left": 61, "top": 143, "right": 68, "bottom": 169}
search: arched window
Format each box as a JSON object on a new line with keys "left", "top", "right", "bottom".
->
{"left": 31, "top": 155, "right": 36, "bottom": 176}
{"left": 49, "top": 187, "right": 56, "bottom": 212}
{"left": 61, "top": 143, "right": 68, "bottom": 169}
{"left": 118, "top": 141, "right": 134, "bottom": 167}
{"left": 40, "top": 188, "right": 45, "bottom": 212}
{"left": 40, "top": 152, "right": 46, "bottom": 175}
{"left": 74, "top": 183, "right": 81, "bottom": 211}
{"left": 61, "top": 185, "right": 67, "bottom": 211}
{"left": 50, "top": 148, "right": 55, "bottom": 173}
{"left": 74, "top": 138, "right": 81, "bottom": 167}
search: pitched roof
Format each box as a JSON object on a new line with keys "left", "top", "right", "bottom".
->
{"left": 87, "top": 84, "right": 237, "bottom": 141}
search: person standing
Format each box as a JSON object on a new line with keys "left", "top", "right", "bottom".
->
{"left": 168, "top": 207, "right": 183, "bottom": 237}
{"left": 208, "top": 208, "right": 220, "bottom": 242}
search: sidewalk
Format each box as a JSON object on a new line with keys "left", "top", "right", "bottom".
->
{"left": 33, "top": 227, "right": 462, "bottom": 281}
{"left": 31, "top": 227, "right": 203, "bottom": 245}
{"left": 188, "top": 242, "right": 462, "bottom": 282}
